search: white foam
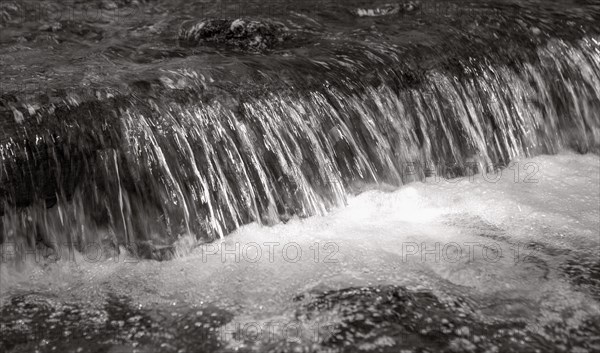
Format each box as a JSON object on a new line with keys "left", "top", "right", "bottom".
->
{"left": 1, "top": 152, "right": 599, "bottom": 327}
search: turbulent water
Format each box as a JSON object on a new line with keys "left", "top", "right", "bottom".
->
{"left": 1, "top": 153, "right": 599, "bottom": 352}
{"left": 1, "top": 0, "right": 600, "bottom": 352}
{"left": 1, "top": 0, "right": 599, "bottom": 249}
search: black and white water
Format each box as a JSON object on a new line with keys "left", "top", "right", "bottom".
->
{"left": 1, "top": 0, "right": 599, "bottom": 352}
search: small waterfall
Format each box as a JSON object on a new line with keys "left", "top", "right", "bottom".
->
{"left": 1, "top": 33, "right": 599, "bottom": 256}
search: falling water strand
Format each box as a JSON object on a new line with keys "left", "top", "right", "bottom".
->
{"left": 114, "top": 150, "right": 129, "bottom": 245}
{"left": 1, "top": 37, "right": 599, "bottom": 248}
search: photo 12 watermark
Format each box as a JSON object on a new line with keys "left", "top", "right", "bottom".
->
{"left": 0, "top": 240, "right": 341, "bottom": 264}
{"left": 197, "top": 241, "right": 340, "bottom": 264}
{"left": 400, "top": 241, "right": 540, "bottom": 264}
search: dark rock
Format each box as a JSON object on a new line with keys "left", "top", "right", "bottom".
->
{"left": 292, "top": 285, "right": 590, "bottom": 352}
{"left": 0, "top": 98, "right": 123, "bottom": 214}
{"left": 179, "top": 18, "right": 290, "bottom": 51}
{"left": 294, "top": 285, "right": 478, "bottom": 352}
{"left": 0, "top": 2, "right": 21, "bottom": 25}
{"left": 128, "top": 240, "right": 176, "bottom": 261}
{"left": 561, "top": 257, "right": 600, "bottom": 301}
{"left": 354, "top": 1, "right": 420, "bottom": 17}
{"left": 0, "top": 293, "right": 234, "bottom": 353}
{"left": 355, "top": 4, "right": 401, "bottom": 17}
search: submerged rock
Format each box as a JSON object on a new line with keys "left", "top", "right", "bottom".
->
{"left": 295, "top": 285, "right": 477, "bottom": 352}
{"left": 0, "top": 293, "right": 233, "bottom": 353}
{"left": 561, "top": 256, "right": 600, "bottom": 301}
{"left": 129, "top": 241, "right": 176, "bottom": 261}
{"left": 354, "top": 1, "right": 420, "bottom": 17}
{"left": 355, "top": 4, "right": 401, "bottom": 17}
{"left": 292, "top": 285, "right": 594, "bottom": 352}
{"left": 178, "top": 18, "right": 290, "bottom": 51}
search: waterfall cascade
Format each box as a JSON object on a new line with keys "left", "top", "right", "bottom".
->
{"left": 1, "top": 0, "right": 599, "bottom": 258}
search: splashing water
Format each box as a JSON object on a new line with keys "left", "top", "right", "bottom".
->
{"left": 1, "top": 153, "right": 599, "bottom": 352}
{"left": 2, "top": 36, "right": 599, "bottom": 252}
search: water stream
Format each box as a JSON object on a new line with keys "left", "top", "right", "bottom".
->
{"left": 1, "top": 0, "right": 599, "bottom": 352}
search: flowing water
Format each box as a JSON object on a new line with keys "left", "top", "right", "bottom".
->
{"left": 1, "top": 153, "right": 599, "bottom": 352}
{"left": 1, "top": 0, "right": 599, "bottom": 352}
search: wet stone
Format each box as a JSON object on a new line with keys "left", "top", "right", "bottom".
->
{"left": 292, "top": 285, "right": 595, "bottom": 353}
{"left": 354, "top": 1, "right": 421, "bottom": 17}
{"left": 0, "top": 293, "right": 234, "bottom": 353}
{"left": 293, "top": 285, "right": 478, "bottom": 352}
{"left": 561, "top": 256, "right": 600, "bottom": 301}
{"left": 128, "top": 241, "right": 177, "bottom": 262}
{"left": 178, "top": 18, "right": 291, "bottom": 51}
